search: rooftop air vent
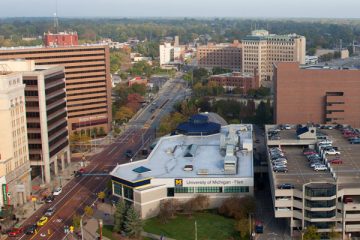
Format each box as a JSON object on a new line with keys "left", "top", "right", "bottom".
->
{"left": 183, "top": 165, "right": 193, "bottom": 171}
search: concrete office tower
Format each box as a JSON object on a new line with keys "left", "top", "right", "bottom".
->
{"left": 242, "top": 30, "right": 306, "bottom": 87}
{"left": 1, "top": 60, "right": 70, "bottom": 184}
{"left": 0, "top": 66, "right": 31, "bottom": 207}
{"left": 159, "top": 42, "right": 173, "bottom": 66}
{"left": 174, "top": 35, "right": 180, "bottom": 47}
{"left": 0, "top": 45, "right": 111, "bottom": 134}
{"left": 274, "top": 62, "right": 360, "bottom": 127}
{"left": 197, "top": 40, "right": 242, "bottom": 71}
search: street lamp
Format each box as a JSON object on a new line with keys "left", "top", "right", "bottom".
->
{"left": 98, "top": 219, "right": 103, "bottom": 240}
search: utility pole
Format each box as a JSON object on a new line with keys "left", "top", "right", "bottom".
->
{"left": 195, "top": 221, "right": 197, "bottom": 240}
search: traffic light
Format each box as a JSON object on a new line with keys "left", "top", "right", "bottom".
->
{"left": 70, "top": 226, "right": 74, "bottom": 233}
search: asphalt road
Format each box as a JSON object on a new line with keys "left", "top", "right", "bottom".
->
{"left": 13, "top": 77, "right": 188, "bottom": 240}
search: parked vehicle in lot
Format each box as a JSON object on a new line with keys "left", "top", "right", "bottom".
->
{"left": 303, "top": 150, "right": 317, "bottom": 155}
{"left": 45, "top": 194, "right": 55, "bottom": 203}
{"left": 272, "top": 158, "right": 287, "bottom": 164}
{"left": 344, "top": 196, "right": 353, "bottom": 203}
{"left": 329, "top": 158, "right": 343, "bottom": 164}
{"left": 314, "top": 165, "right": 327, "bottom": 171}
{"left": 324, "top": 149, "right": 340, "bottom": 155}
{"left": 45, "top": 207, "right": 56, "bottom": 217}
{"left": 278, "top": 183, "right": 294, "bottom": 189}
{"left": 125, "top": 149, "right": 134, "bottom": 158}
{"left": 53, "top": 187, "right": 62, "bottom": 196}
{"left": 350, "top": 139, "right": 360, "bottom": 144}
{"left": 319, "top": 139, "right": 333, "bottom": 144}
{"left": 274, "top": 167, "right": 288, "bottom": 173}
{"left": 307, "top": 155, "right": 321, "bottom": 161}
{"left": 37, "top": 216, "right": 49, "bottom": 227}
{"left": 8, "top": 227, "right": 24, "bottom": 237}
{"left": 284, "top": 124, "right": 291, "bottom": 130}
{"left": 24, "top": 224, "right": 37, "bottom": 235}
{"left": 310, "top": 161, "right": 323, "bottom": 168}
{"left": 255, "top": 221, "right": 264, "bottom": 234}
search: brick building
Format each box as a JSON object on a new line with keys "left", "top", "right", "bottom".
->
{"left": 209, "top": 69, "right": 259, "bottom": 93}
{"left": 43, "top": 32, "right": 78, "bottom": 47}
{"left": 274, "top": 62, "right": 360, "bottom": 127}
{"left": 0, "top": 45, "right": 112, "bottom": 134}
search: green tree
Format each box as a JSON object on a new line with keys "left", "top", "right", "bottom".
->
{"left": 303, "top": 225, "right": 320, "bottom": 240}
{"left": 124, "top": 206, "right": 143, "bottom": 238}
{"left": 212, "top": 67, "right": 232, "bottom": 75}
{"left": 98, "top": 127, "right": 105, "bottom": 136}
{"left": 113, "top": 201, "right": 127, "bottom": 233}
{"left": 72, "top": 214, "right": 81, "bottom": 230}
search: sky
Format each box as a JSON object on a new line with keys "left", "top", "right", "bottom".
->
{"left": 1, "top": 0, "right": 360, "bottom": 19}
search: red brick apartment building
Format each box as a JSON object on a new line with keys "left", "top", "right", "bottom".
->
{"left": 0, "top": 45, "right": 112, "bottom": 134}
{"left": 274, "top": 62, "right": 360, "bottom": 127}
{"left": 209, "top": 70, "right": 259, "bottom": 93}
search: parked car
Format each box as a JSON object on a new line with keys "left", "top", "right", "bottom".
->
{"left": 274, "top": 167, "right": 288, "bottom": 173}
{"left": 314, "top": 165, "right": 327, "bottom": 171}
{"left": 350, "top": 139, "right": 360, "bottom": 144}
{"left": 37, "top": 216, "right": 49, "bottom": 227}
{"left": 8, "top": 227, "right": 24, "bottom": 237}
{"left": 319, "top": 139, "right": 333, "bottom": 144}
{"left": 344, "top": 196, "right": 353, "bottom": 203}
{"left": 24, "top": 224, "right": 37, "bottom": 235}
{"left": 45, "top": 194, "right": 55, "bottom": 203}
{"left": 304, "top": 151, "right": 317, "bottom": 156}
{"left": 284, "top": 124, "right": 291, "bottom": 130}
{"left": 310, "top": 162, "right": 323, "bottom": 168}
{"left": 278, "top": 183, "right": 294, "bottom": 189}
{"left": 125, "top": 149, "right": 134, "bottom": 158}
{"left": 329, "top": 158, "right": 343, "bottom": 164}
{"left": 324, "top": 149, "right": 341, "bottom": 155}
{"left": 53, "top": 187, "right": 62, "bottom": 196}
{"left": 45, "top": 207, "right": 56, "bottom": 217}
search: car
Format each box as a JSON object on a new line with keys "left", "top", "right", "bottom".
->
{"left": 8, "top": 227, "right": 24, "bottom": 237}
{"left": 324, "top": 149, "right": 341, "bottom": 155}
{"left": 278, "top": 183, "right": 294, "bottom": 189}
{"left": 272, "top": 158, "right": 287, "bottom": 163}
{"left": 78, "top": 168, "right": 85, "bottom": 173}
{"left": 344, "top": 196, "right": 353, "bottom": 203}
{"left": 274, "top": 167, "right": 288, "bottom": 173}
{"left": 310, "top": 162, "right": 323, "bottom": 168}
{"left": 45, "top": 194, "right": 55, "bottom": 203}
{"left": 125, "top": 149, "right": 134, "bottom": 158}
{"left": 303, "top": 151, "right": 317, "bottom": 156}
{"left": 277, "top": 207, "right": 291, "bottom": 211}
{"left": 314, "top": 165, "right": 327, "bottom": 171}
{"left": 37, "top": 216, "right": 49, "bottom": 227}
{"left": 53, "top": 187, "right": 62, "bottom": 196}
{"left": 350, "top": 139, "right": 360, "bottom": 144}
{"left": 45, "top": 207, "right": 56, "bottom": 217}
{"left": 284, "top": 124, "right": 291, "bottom": 130}
{"left": 319, "top": 139, "right": 333, "bottom": 144}
{"left": 24, "top": 224, "right": 37, "bottom": 235}
{"left": 329, "top": 158, "right": 343, "bottom": 164}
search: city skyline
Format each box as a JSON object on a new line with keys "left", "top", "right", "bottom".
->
{"left": 1, "top": 0, "right": 360, "bottom": 18}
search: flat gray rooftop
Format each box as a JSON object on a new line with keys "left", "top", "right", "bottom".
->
{"left": 111, "top": 125, "right": 253, "bottom": 182}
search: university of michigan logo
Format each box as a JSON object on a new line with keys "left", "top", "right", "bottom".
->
{"left": 175, "top": 179, "right": 183, "bottom": 187}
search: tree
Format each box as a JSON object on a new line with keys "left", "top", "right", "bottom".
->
{"left": 115, "top": 106, "right": 135, "bottom": 123}
{"left": 218, "top": 196, "right": 256, "bottom": 220}
{"left": 113, "top": 201, "right": 126, "bottom": 233}
{"left": 124, "top": 206, "right": 143, "bottom": 238}
{"left": 212, "top": 67, "right": 231, "bottom": 75}
{"left": 329, "top": 226, "right": 341, "bottom": 240}
{"left": 99, "top": 127, "right": 105, "bottom": 136}
{"left": 159, "top": 199, "right": 180, "bottom": 223}
{"left": 72, "top": 214, "right": 81, "bottom": 230}
{"left": 98, "top": 191, "right": 106, "bottom": 203}
{"left": 84, "top": 206, "right": 94, "bottom": 217}
{"left": 303, "top": 225, "right": 320, "bottom": 240}
{"left": 236, "top": 218, "right": 249, "bottom": 239}
{"left": 191, "top": 195, "right": 210, "bottom": 211}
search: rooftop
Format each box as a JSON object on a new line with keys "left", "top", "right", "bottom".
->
{"left": 110, "top": 124, "right": 254, "bottom": 183}
{"left": 266, "top": 124, "right": 360, "bottom": 189}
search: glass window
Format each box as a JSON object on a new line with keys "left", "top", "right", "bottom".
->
{"left": 113, "top": 182, "right": 122, "bottom": 196}
{"left": 174, "top": 187, "right": 195, "bottom": 193}
{"left": 195, "top": 186, "right": 222, "bottom": 193}
{"left": 123, "top": 186, "right": 133, "bottom": 200}
{"left": 224, "top": 186, "right": 249, "bottom": 193}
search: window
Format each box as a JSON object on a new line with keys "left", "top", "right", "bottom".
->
{"left": 123, "top": 186, "right": 133, "bottom": 200}
{"left": 167, "top": 188, "right": 175, "bottom": 197}
{"left": 113, "top": 182, "right": 122, "bottom": 196}
{"left": 196, "top": 186, "right": 222, "bottom": 193}
{"left": 174, "top": 187, "right": 195, "bottom": 193}
{"left": 224, "top": 186, "right": 249, "bottom": 193}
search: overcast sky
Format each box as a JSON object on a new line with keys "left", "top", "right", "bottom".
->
{"left": 1, "top": 0, "right": 359, "bottom": 18}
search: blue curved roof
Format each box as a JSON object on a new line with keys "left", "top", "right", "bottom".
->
{"left": 176, "top": 114, "right": 221, "bottom": 136}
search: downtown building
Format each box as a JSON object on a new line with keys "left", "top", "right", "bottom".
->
{"left": 1, "top": 60, "right": 70, "bottom": 184}
{"left": 0, "top": 44, "right": 112, "bottom": 134}
{"left": 111, "top": 115, "right": 254, "bottom": 219}
{"left": 0, "top": 67, "right": 31, "bottom": 207}
{"left": 242, "top": 30, "right": 306, "bottom": 87}
{"left": 274, "top": 62, "right": 360, "bottom": 128}
{"left": 197, "top": 40, "right": 242, "bottom": 71}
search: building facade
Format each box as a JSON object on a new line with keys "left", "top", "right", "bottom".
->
{"left": 159, "top": 42, "right": 173, "bottom": 66}
{"left": 0, "top": 45, "right": 112, "bottom": 134}
{"left": 274, "top": 62, "right": 360, "bottom": 127}
{"left": 111, "top": 123, "right": 254, "bottom": 219}
{"left": 242, "top": 30, "right": 306, "bottom": 87}
{"left": 197, "top": 41, "right": 242, "bottom": 71}
{"left": 43, "top": 32, "right": 79, "bottom": 47}
{"left": 0, "top": 69, "right": 31, "bottom": 207}
{"left": 209, "top": 69, "right": 259, "bottom": 93}
{"left": 1, "top": 60, "right": 70, "bottom": 184}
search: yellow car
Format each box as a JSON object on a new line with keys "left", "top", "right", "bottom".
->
{"left": 37, "top": 216, "right": 48, "bottom": 227}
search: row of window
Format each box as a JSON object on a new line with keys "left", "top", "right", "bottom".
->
{"left": 173, "top": 186, "right": 250, "bottom": 194}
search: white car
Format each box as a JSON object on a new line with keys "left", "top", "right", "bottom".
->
{"left": 314, "top": 165, "right": 327, "bottom": 171}
{"left": 319, "top": 139, "right": 333, "bottom": 145}
{"left": 284, "top": 124, "right": 291, "bottom": 130}
{"left": 53, "top": 187, "right": 62, "bottom": 196}
{"left": 324, "top": 149, "right": 340, "bottom": 155}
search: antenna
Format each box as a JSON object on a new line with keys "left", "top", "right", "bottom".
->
{"left": 53, "top": 0, "right": 59, "bottom": 33}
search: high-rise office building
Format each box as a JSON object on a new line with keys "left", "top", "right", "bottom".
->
{"left": 242, "top": 30, "right": 306, "bottom": 87}
{"left": 0, "top": 45, "right": 112, "bottom": 134}
{"left": 0, "top": 65, "right": 31, "bottom": 207}
{"left": 1, "top": 60, "right": 70, "bottom": 184}
{"left": 159, "top": 42, "right": 173, "bottom": 66}
{"left": 197, "top": 40, "right": 242, "bottom": 71}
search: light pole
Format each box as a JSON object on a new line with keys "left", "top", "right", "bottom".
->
{"left": 195, "top": 221, "right": 197, "bottom": 240}
{"left": 98, "top": 219, "right": 103, "bottom": 240}
{"left": 80, "top": 215, "right": 84, "bottom": 240}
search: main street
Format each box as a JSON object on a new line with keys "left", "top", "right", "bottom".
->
{"left": 14, "top": 76, "right": 188, "bottom": 240}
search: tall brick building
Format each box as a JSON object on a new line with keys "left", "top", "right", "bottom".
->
{"left": 0, "top": 45, "right": 112, "bottom": 134}
{"left": 43, "top": 32, "right": 78, "bottom": 47}
{"left": 274, "top": 62, "right": 360, "bottom": 127}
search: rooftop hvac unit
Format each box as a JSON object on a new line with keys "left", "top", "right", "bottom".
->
{"left": 197, "top": 169, "right": 209, "bottom": 175}
{"left": 183, "top": 165, "right": 193, "bottom": 171}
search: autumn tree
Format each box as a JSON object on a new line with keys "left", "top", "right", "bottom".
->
{"left": 303, "top": 225, "right": 320, "bottom": 240}
{"left": 115, "top": 106, "right": 134, "bottom": 123}
{"left": 159, "top": 199, "right": 180, "bottom": 223}
{"left": 97, "top": 191, "right": 106, "bottom": 203}
{"left": 236, "top": 218, "right": 249, "bottom": 239}
{"left": 84, "top": 206, "right": 94, "bottom": 217}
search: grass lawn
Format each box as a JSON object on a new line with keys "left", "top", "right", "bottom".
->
{"left": 144, "top": 212, "right": 239, "bottom": 240}
{"left": 101, "top": 225, "right": 114, "bottom": 239}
